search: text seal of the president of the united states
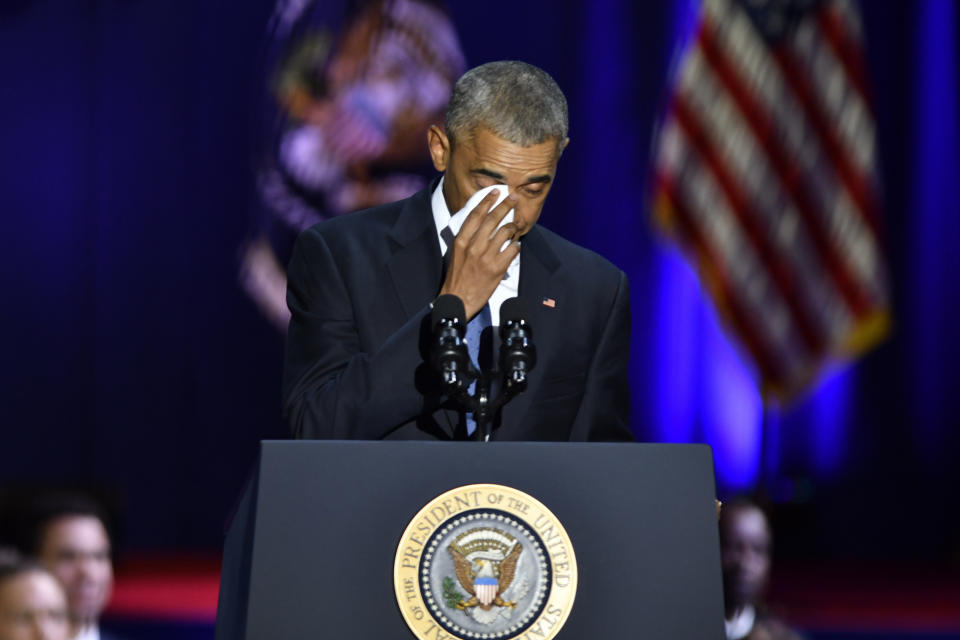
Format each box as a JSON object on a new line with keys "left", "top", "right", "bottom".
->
{"left": 394, "top": 484, "right": 577, "bottom": 640}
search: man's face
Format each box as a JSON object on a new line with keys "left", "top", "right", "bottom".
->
{"left": 38, "top": 516, "right": 113, "bottom": 626}
{"left": 720, "top": 506, "right": 771, "bottom": 611}
{"left": 0, "top": 571, "right": 70, "bottom": 640}
{"left": 428, "top": 125, "right": 566, "bottom": 237}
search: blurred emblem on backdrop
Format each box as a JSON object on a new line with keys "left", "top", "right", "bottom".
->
{"left": 240, "top": 0, "right": 466, "bottom": 330}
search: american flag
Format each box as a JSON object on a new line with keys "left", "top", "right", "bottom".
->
{"left": 651, "top": 0, "right": 890, "bottom": 398}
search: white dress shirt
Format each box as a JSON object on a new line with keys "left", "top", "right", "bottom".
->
{"left": 72, "top": 625, "right": 100, "bottom": 640}
{"left": 725, "top": 605, "right": 756, "bottom": 640}
{"left": 430, "top": 176, "right": 520, "bottom": 326}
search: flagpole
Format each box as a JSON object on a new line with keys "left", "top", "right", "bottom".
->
{"left": 759, "top": 392, "right": 778, "bottom": 500}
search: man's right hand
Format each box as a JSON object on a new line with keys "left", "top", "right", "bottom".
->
{"left": 439, "top": 189, "right": 521, "bottom": 320}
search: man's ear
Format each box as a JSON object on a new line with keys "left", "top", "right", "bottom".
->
{"left": 427, "top": 124, "right": 450, "bottom": 172}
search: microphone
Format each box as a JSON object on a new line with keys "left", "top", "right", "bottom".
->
{"left": 499, "top": 297, "right": 537, "bottom": 388}
{"left": 431, "top": 294, "right": 471, "bottom": 388}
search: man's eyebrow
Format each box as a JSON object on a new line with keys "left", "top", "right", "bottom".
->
{"left": 524, "top": 175, "right": 552, "bottom": 185}
{"left": 470, "top": 168, "right": 553, "bottom": 185}
{"left": 470, "top": 168, "right": 505, "bottom": 181}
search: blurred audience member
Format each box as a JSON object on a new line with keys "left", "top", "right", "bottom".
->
{"left": 0, "top": 559, "right": 70, "bottom": 640}
{"left": 24, "top": 497, "right": 118, "bottom": 640}
{"left": 720, "top": 498, "right": 802, "bottom": 640}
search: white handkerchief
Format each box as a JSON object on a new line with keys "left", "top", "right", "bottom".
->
{"left": 448, "top": 185, "right": 514, "bottom": 252}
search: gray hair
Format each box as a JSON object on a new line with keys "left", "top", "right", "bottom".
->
{"left": 445, "top": 61, "right": 568, "bottom": 151}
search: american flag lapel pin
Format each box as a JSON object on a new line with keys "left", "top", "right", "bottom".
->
{"left": 541, "top": 297, "right": 556, "bottom": 308}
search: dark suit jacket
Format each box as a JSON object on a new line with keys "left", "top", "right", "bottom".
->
{"left": 99, "top": 627, "right": 129, "bottom": 640}
{"left": 282, "top": 180, "right": 633, "bottom": 441}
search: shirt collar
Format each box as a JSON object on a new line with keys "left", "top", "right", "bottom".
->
{"left": 72, "top": 624, "right": 100, "bottom": 640}
{"left": 431, "top": 175, "right": 453, "bottom": 254}
{"left": 725, "top": 605, "right": 756, "bottom": 640}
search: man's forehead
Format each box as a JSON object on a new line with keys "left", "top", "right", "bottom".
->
{"left": 729, "top": 510, "right": 770, "bottom": 540}
{"left": 43, "top": 515, "right": 110, "bottom": 549}
{"left": 458, "top": 127, "right": 561, "bottom": 178}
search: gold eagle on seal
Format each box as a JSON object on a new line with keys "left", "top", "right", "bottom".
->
{"left": 448, "top": 528, "right": 522, "bottom": 611}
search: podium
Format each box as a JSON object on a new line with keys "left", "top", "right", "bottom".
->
{"left": 216, "top": 441, "right": 724, "bottom": 639}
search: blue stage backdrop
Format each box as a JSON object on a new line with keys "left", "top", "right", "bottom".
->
{"left": 0, "top": 0, "right": 958, "bottom": 560}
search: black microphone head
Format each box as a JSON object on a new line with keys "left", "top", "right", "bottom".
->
{"left": 499, "top": 296, "right": 536, "bottom": 386}
{"left": 432, "top": 294, "right": 466, "bottom": 329}
{"left": 499, "top": 297, "right": 530, "bottom": 326}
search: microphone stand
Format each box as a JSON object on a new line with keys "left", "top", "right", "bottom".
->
{"left": 474, "top": 372, "right": 493, "bottom": 442}
{"left": 448, "top": 367, "right": 527, "bottom": 443}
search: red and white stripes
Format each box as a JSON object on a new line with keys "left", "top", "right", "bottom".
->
{"left": 653, "top": 0, "right": 889, "bottom": 396}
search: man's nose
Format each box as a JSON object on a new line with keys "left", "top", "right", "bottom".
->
{"left": 78, "top": 554, "right": 99, "bottom": 575}
{"left": 32, "top": 619, "right": 50, "bottom": 640}
{"left": 35, "top": 616, "right": 65, "bottom": 640}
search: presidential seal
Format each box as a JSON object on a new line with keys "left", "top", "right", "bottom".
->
{"left": 394, "top": 484, "right": 577, "bottom": 640}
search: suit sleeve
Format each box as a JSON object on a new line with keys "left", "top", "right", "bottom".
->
{"left": 567, "top": 269, "right": 635, "bottom": 442}
{"left": 282, "top": 227, "right": 429, "bottom": 439}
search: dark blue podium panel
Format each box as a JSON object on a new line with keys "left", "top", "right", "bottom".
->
{"left": 216, "top": 441, "right": 724, "bottom": 639}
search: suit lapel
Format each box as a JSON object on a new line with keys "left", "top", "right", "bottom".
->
{"left": 386, "top": 182, "right": 443, "bottom": 320}
{"left": 499, "top": 226, "right": 562, "bottom": 433}
{"left": 385, "top": 179, "right": 457, "bottom": 438}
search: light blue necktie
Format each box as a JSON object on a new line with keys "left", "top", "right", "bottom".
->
{"left": 464, "top": 303, "right": 491, "bottom": 437}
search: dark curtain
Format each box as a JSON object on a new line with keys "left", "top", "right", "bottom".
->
{"left": 1, "top": 0, "right": 957, "bottom": 559}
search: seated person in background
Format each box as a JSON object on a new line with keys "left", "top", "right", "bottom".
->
{"left": 23, "top": 496, "right": 118, "bottom": 640}
{"left": 0, "top": 558, "right": 70, "bottom": 640}
{"left": 720, "top": 498, "right": 803, "bottom": 640}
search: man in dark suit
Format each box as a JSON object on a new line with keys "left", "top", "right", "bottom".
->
{"left": 283, "top": 60, "right": 633, "bottom": 442}
{"left": 720, "top": 499, "right": 804, "bottom": 640}
{"left": 24, "top": 496, "right": 123, "bottom": 640}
